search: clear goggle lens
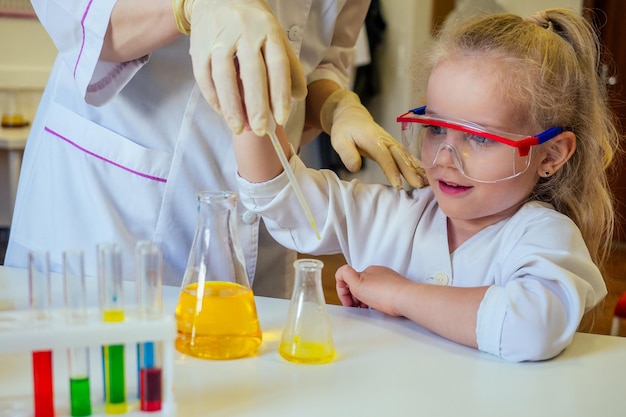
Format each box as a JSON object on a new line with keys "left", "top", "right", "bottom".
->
{"left": 397, "top": 107, "right": 563, "bottom": 183}
{"left": 400, "top": 122, "right": 532, "bottom": 183}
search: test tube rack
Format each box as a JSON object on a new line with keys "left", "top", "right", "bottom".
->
{"left": 0, "top": 307, "right": 176, "bottom": 417}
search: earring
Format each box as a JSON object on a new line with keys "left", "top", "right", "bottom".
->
{"left": 543, "top": 170, "right": 551, "bottom": 177}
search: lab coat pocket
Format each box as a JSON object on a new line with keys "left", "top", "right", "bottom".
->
{"left": 13, "top": 102, "right": 173, "bottom": 261}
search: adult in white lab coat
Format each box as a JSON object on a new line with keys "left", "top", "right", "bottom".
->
{"left": 6, "top": 0, "right": 422, "bottom": 297}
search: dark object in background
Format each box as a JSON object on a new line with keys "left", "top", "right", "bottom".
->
{"left": 0, "top": 227, "right": 9, "bottom": 265}
{"left": 317, "top": 0, "right": 386, "bottom": 172}
{"left": 353, "top": 0, "right": 386, "bottom": 106}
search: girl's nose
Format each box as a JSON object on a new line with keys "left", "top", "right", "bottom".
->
{"left": 431, "top": 143, "right": 462, "bottom": 171}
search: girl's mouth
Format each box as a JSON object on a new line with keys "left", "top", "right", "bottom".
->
{"left": 438, "top": 179, "right": 471, "bottom": 195}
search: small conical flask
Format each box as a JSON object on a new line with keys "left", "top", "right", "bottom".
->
{"left": 175, "top": 191, "right": 262, "bottom": 360}
{"left": 279, "top": 259, "right": 335, "bottom": 364}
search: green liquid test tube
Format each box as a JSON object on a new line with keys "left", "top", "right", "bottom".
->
{"left": 64, "top": 250, "right": 92, "bottom": 417}
{"left": 103, "top": 344, "right": 126, "bottom": 413}
{"left": 69, "top": 377, "right": 91, "bottom": 416}
{"left": 97, "top": 243, "right": 127, "bottom": 414}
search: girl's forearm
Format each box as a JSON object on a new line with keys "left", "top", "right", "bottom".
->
{"left": 397, "top": 283, "right": 488, "bottom": 348}
{"left": 233, "top": 127, "right": 291, "bottom": 183}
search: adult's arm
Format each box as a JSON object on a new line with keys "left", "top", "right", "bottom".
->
{"left": 100, "top": 0, "right": 181, "bottom": 62}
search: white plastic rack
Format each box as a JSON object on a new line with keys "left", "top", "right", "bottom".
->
{"left": 0, "top": 307, "right": 176, "bottom": 417}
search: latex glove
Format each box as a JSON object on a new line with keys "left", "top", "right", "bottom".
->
{"left": 172, "top": 0, "right": 307, "bottom": 136}
{"left": 320, "top": 89, "right": 426, "bottom": 189}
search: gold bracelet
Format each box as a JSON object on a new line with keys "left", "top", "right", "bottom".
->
{"left": 172, "top": 0, "right": 192, "bottom": 35}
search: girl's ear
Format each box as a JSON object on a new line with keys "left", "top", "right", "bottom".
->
{"left": 538, "top": 131, "right": 576, "bottom": 177}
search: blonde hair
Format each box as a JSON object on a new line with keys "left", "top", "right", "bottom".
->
{"left": 419, "top": 8, "right": 621, "bottom": 268}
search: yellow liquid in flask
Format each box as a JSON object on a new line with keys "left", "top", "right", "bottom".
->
{"left": 175, "top": 281, "right": 262, "bottom": 360}
{"left": 279, "top": 338, "right": 335, "bottom": 364}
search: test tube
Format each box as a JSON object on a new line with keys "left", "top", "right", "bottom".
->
{"left": 97, "top": 243, "right": 127, "bottom": 414}
{"left": 63, "top": 250, "right": 92, "bottom": 417}
{"left": 29, "top": 250, "right": 54, "bottom": 417}
{"left": 136, "top": 242, "right": 163, "bottom": 412}
{"left": 134, "top": 241, "right": 150, "bottom": 400}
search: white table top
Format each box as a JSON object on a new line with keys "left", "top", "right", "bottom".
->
{"left": 1, "top": 265, "right": 625, "bottom": 416}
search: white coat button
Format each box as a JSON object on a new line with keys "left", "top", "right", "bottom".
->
{"left": 432, "top": 272, "right": 449, "bottom": 286}
{"left": 288, "top": 26, "right": 302, "bottom": 41}
{"left": 242, "top": 211, "right": 258, "bottom": 224}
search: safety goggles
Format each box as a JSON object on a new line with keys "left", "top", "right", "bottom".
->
{"left": 396, "top": 106, "right": 563, "bottom": 183}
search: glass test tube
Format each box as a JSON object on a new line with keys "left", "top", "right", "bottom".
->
{"left": 97, "top": 244, "right": 127, "bottom": 414}
{"left": 134, "top": 241, "right": 149, "bottom": 400}
{"left": 29, "top": 251, "right": 54, "bottom": 417}
{"left": 63, "top": 250, "right": 92, "bottom": 417}
{"left": 136, "top": 242, "right": 164, "bottom": 412}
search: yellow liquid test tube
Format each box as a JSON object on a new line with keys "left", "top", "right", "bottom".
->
{"left": 97, "top": 243, "right": 127, "bottom": 414}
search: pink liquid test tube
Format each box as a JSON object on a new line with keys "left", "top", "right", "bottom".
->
{"left": 29, "top": 250, "right": 54, "bottom": 417}
{"left": 135, "top": 241, "right": 164, "bottom": 412}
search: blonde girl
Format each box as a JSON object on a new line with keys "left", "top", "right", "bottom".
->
{"left": 232, "top": 9, "right": 621, "bottom": 361}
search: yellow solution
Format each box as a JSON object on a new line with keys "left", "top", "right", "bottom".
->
{"left": 175, "top": 281, "right": 262, "bottom": 360}
{"left": 102, "top": 309, "right": 126, "bottom": 414}
{"left": 103, "top": 309, "right": 124, "bottom": 323}
{"left": 279, "top": 337, "right": 335, "bottom": 364}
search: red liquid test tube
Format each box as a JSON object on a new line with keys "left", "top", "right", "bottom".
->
{"left": 29, "top": 251, "right": 54, "bottom": 417}
{"left": 32, "top": 350, "right": 54, "bottom": 417}
{"left": 140, "top": 367, "right": 162, "bottom": 411}
{"left": 136, "top": 242, "right": 164, "bottom": 411}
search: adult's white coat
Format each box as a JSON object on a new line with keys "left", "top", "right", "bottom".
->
{"left": 6, "top": 0, "right": 369, "bottom": 297}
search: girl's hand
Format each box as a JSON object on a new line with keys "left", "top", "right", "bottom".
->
{"left": 336, "top": 264, "right": 485, "bottom": 349}
{"left": 335, "top": 264, "right": 411, "bottom": 316}
{"left": 335, "top": 264, "right": 368, "bottom": 309}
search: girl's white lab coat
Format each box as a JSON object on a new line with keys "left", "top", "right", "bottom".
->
{"left": 237, "top": 155, "right": 608, "bottom": 361}
{"left": 6, "top": 0, "right": 369, "bottom": 297}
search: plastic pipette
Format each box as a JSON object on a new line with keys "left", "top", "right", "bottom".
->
{"left": 266, "top": 120, "right": 321, "bottom": 240}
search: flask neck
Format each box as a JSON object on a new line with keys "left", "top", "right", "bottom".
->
{"left": 183, "top": 191, "right": 250, "bottom": 289}
{"left": 291, "top": 259, "right": 325, "bottom": 303}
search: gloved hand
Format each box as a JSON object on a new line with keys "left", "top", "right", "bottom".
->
{"left": 320, "top": 89, "right": 426, "bottom": 189}
{"left": 172, "top": 0, "right": 307, "bottom": 136}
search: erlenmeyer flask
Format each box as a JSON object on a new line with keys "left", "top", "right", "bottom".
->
{"left": 279, "top": 259, "right": 335, "bottom": 364}
{"left": 175, "top": 191, "right": 262, "bottom": 360}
